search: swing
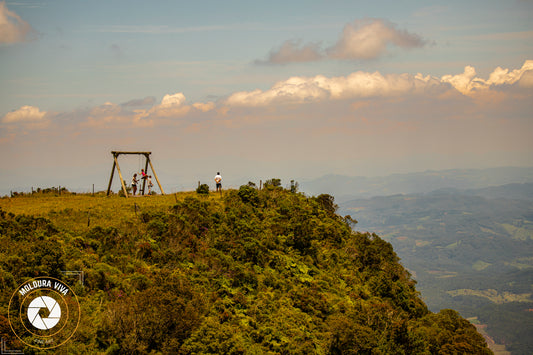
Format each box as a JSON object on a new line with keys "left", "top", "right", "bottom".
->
{"left": 106, "top": 151, "right": 165, "bottom": 198}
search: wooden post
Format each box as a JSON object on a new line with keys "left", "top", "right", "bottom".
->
{"left": 114, "top": 155, "right": 128, "bottom": 198}
{"left": 139, "top": 153, "right": 149, "bottom": 195}
{"left": 148, "top": 157, "right": 165, "bottom": 195}
{"left": 106, "top": 158, "right": 117, "bottom": 196}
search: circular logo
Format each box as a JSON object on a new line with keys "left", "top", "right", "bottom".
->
{"left": 8, "top": 277, "right": 81, "bottom": 349}
{"left": 27, "top": 296, "right": 62, "bottom": 330}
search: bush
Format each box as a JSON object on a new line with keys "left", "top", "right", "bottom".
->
{"left": 238, "top": 185, "right": 259, "bottom": 206}
{"left": 264, "top": 178, "right": 282, "bottom": 189}
{"left": 196, "top": 184, "right": 209, "bottom": 195}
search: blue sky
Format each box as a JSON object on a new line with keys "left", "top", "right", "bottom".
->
{"left": 1, "top": 0, "right": 532, "bottom": 193}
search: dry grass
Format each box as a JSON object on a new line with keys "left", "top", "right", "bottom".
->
{"left": 0, "top": 191, "right": 225, "bottom": 233}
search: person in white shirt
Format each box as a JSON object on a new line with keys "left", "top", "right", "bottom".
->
{"left": 131, "top": 174, "right": 138, "bottom": 196}
{"left": 214, "top": 172, "right": 222, "bottom": 192}
{"left": 147, "top": 175, "right": 153, "bottom": 195}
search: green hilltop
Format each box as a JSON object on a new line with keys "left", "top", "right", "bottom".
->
{"left": 0, "top": 184, "right": 492, "bottom": 354}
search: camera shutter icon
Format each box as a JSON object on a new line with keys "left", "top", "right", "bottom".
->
{"left": 27, "top": 296, "right": 62, "bottom": 330}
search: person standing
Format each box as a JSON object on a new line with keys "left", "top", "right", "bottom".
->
{"left": 140, "top": 169, "right": 147, "bottom": 195}
{"left": 147, "top": 175, "right": 153, "bottom": 195}
{"left": 214, "top": 172, "right": 222, "bottom": 193}
{"left": 131, "top": 174, "right": 138, "bottom": 196}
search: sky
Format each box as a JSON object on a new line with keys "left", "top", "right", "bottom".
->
{"left": 1, "top": 0, "right": 532, "bottom": 194}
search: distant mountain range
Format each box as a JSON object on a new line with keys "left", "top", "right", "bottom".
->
{"left": 300, "top": 166, "right": 533, "bottom": 202}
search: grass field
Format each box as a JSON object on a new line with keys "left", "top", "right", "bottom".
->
{"left": 0, "top": 192, "right": 224, "bottom": 232}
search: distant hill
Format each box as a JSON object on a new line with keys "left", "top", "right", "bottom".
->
{"left": 339, "top": 183, "right": 533, "bottom": 354}
{"left": 301, "top": 167, "right": 533, "bottom": 202}
{"left": 0, "top": 187, "right": 491, "bottom": 354}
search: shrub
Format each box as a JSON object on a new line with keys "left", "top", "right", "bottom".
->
{"left": 264, "top": 178, "right": 281, "bottom": 188}
{"left": 238, "top": 185, "right": 259, "bottom": 206}
{"left": 196, "top": 184, "right": 209, "bottom": 195}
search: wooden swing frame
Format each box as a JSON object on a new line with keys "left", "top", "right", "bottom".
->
{"left": 106, "top": 151, "right": 165, "bottom": 197}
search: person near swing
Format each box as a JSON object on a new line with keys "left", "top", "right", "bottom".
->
{"left": 131, "top": 173, "right": 138, "bottom": 196}
{"left": 147, "top": 175, "right": 153, "bottom": 195}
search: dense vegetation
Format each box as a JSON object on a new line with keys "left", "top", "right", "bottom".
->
{"left": 339, "top": 185, "right": 533, "bottom": 354}
{"left": 0, "top": 184, "right": 491, "bottom": 354}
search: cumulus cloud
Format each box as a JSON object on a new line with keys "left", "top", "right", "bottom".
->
{"left": 3, "top": 61, "right": 531, "bottom": 136}
{"left": 258, "top": 18, "right": 427, "bottom": 64}
{"left": 148, "top": 93, "right": 191, "bottom": 118}
{"left": 2, "top": 105, "right": 48, "bottom": 129}
{"left": 327, "top": 18, "right": 427, "bottom": 60}
{"left": 255, "top": 40, "right": 323, "bottom": 65}
{"left": 227, "top": 60, "right": 533, "bottom": 107}
{"left": 146, "top": 93, "right": 215, "bottom": 118}
{"left": 82, "top": 93, "right": 216, "bottom": 128}
{"left": 3, "top": 105, "right": 45, "bottom": 123}
{"left": 84, "top": 102, "right": 136, "bottom": 127}
{"left": 442, "top": 60, "right": 533, "bottom": 95}
{"left": 225, "top": 71, "right": 441, "bottom": 107}
{"left": 0, "top": 1, "right": 35, "bottom": 44}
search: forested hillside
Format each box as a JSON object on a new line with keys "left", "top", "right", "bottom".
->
{"left": 0, "top": 184, "right": 491, "bottom": 354}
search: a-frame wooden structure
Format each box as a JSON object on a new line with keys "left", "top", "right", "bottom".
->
{"left": 106, "top": 151, "right": 165, "bottom": 197}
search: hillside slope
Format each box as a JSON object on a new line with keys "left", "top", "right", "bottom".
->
{"left": 0, "top": 186, "right": 491, "bottom": 354}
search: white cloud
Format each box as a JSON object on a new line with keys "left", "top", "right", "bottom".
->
{"left": 0, "top": 1, "right": 35, "bottom": 44}
{"left": 84, "top": 102, "right": 139, "bottom": 127}
{"left": 226, "top": 60, "right": 533, "bottom": 107}
{"left": 442, "top": 60, "right": 533, "bottom": 95}
{"left": 192, "top": 102, "right": 216, "bottom": 112}
{"left": 258, "top": 18, "right": 427, "bottom": 65}
{"left": 82, "top": 93, "right": 216, "bottom": 128}
{"left": 327, "top": 18, "right": 427, "bottom": 60}
{"left": 2, "top": 105, "right": 47, "bottom": 128}
{"left": 225, "top": 71, "right": 440, "bottom": 107}
{"left": 149, "top": 93, "right": 215, "bottom": 117}
{"left": 148, "top": 93, "right": 191, "bottom": 118}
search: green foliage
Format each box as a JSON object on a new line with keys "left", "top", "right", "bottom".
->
{"left": 264, "top": 178, "right": 281, "bottom": 188}
{"left": 0, "top": 188, "right": 492, "bottom": 354}
{"left": 315, "top": 193, "right": 337, "bottom": 214}
{"left": 238, "top": 185, "right": 259, "bottom": 206}
{"left": 196, "top": 183, "right": 210, "bottom": 194}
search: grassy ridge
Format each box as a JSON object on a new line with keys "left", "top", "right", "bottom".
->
{"left": 0, "top": 187, "right": 492, "bottom": 354}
